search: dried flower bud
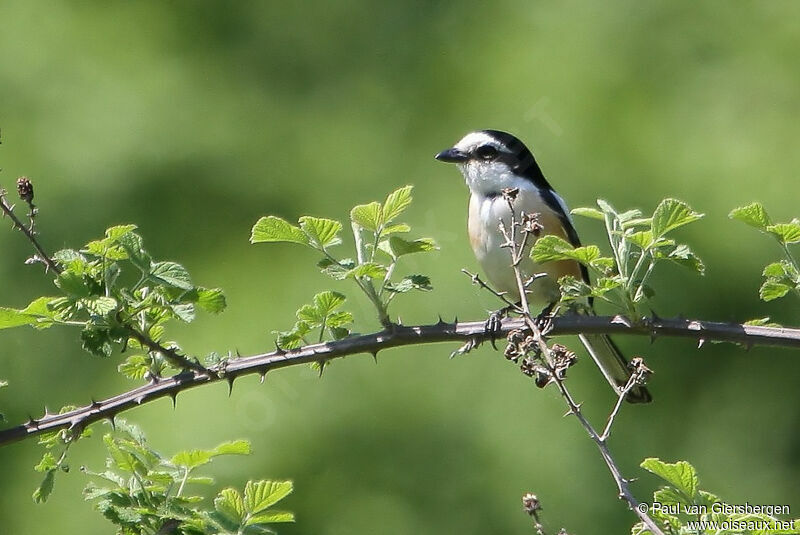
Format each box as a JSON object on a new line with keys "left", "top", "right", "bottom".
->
{"left": 501, "top": 187, "right": 520, "bottom": 202}
{"left": 550, "top": 343, "right": 578, "bottom": 379}
{"left": 628, "top": 356, "right": 653, "bottom": 385}
{"left": 522, "top": 493, "right": 541, "bottom": 516}
{"left": 521, "top": 212, "right": 544, "bottom": 236}
{"left": 16, "top": 177, "right": 34, "bottom": 204}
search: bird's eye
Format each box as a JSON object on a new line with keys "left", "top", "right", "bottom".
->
{"left": 474, "top": 144, "right": 499, "bottom": 160}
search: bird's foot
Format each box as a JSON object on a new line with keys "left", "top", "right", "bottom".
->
{"left": 484, "top": 306, "right": 513, "bottom": 349}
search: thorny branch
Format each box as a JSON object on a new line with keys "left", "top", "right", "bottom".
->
{"left": 495, "top": 187, "right": 664, "bottom": 535}
{"left": 2, "top": 314, "right": 800, "bottom": 446}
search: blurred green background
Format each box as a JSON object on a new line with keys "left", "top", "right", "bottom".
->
{"left": 1, "top": 1, "right": 799, "bottom": 533}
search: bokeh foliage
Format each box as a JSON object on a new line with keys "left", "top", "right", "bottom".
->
{"left": 1, "top": 1, "right": 800, "bottom": 533}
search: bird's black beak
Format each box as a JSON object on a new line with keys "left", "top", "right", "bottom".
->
{"left": 435, "top": 147, "right": 469, "bottom": 163}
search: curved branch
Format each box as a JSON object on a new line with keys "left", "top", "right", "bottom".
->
{"left": 1, "top": 314, "right": 799, "bottom": 446}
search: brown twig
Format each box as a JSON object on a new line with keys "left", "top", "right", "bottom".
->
{"left": 124, "top": 326, "right": 210, "bottom": 376}
{"left": 0, "top": 186, "right": 61, "bottom": 274}
{"left": 497, "top": 191, "right": 665, "bottom": 535}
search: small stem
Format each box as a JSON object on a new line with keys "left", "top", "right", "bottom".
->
{"left": 0, "top": 191, "right": 62, "bottom": 274}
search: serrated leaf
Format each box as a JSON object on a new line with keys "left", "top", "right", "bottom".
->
{"left": 326, "top": 311, "right": 353, "bottom": 328}
{"left": 530, "top": 235, "right": 576, "bottom": 263}
{"left": 82, "top": 296, "right": 118, "bottom": 316}
{"left": 729, "top": 202, "right": 772, "bottom": 231}
{"left": 617, "top": 209, "right": 643, "bottom": 223}
{"left": 569, "top": 245, "right": 600, "bottom": 264}
{"left": 313, "top": 291, "right": 346, "bottom": 316}
{"left": 215, "top": 488, "right": 245, "bottom": 523}
{"left": 149, "top": 262, "right": 193, "bottom": 290}
{"left": 571, "top": 207, "right": 604, "bottom": 220}
{"left": 105, "top": 224, "right": 138, "bottom": 241}
{"left": 653, "top": 487, "right": 691, "bottom": 507}
{"left": 346, "top": 262, "right": 387, "bottom": 279}
{"left": 666, "top": 244, "right": 705, "bottom": 275}
{"left": 0, "top": 307, "right": 39, "bottom": 329}
{"left": 763, "top": 262, "right": 790, "bottom": 278}
{"left": 55, "top": 271, "right": 92, "bottom": 297}
{"left": 767, "top": 221, "right": 800, "bottom": 244}
{"left": 116, "top": 231, "right": 150, "bottom": 271}
{"left": 382, "top": 185, "right": 413, "bottom": 223}
{"left": 317, "top": 257, "right": 354, "bottom": 281}
{"left": 244, "top": 480, "right": 293, "bottom": 515}
{"left": 299, "top": 216, "right": 342, "bottom": 249}
{"left": 34, "top": 452, "right": 57, "bottom": 473}
{"left": 387, "top": 237, "right": 437, "bottom": 257}
{"left": 195, "top": 288, "right": 227, "bottom": 313}
{"left": 250, "top": 216, "right": 309, "bottom": 245}
{"left": 350, "top": 202, "right": 382, "bottom": 231}
{"left": 296, "top": 304, "right": 323, "bottom": 324}
{"left": 759, "top": 280, "right": 793, "bottom": 301}
{"left": 590, "top": 257, "right": 615, "bottom": 275}
{"left": 651, "top": 199, "right": 704, "bottom": 238}
{"left": 171, "top": 450, "right": 213, "bottom": 469}
{"left": 385, "top": 274, "right": 432, "bottom": 293}
{"left": 628, "top": 230, "right": 654, "bottom": 250}
{"left": 382, "top": 223, "right": 410, "bottom": 234}
{"left": 640, "top": 458, "right": 698, "bottom": 500}
{"left": 32, "top": 470, "right": 55, "bottom": 503}
{"left": 118, "top": 355, "right": 150, "bottom": 380}
{"left": 171, "top": 303, "right": 196, "bottom": 323}
{"left": 212, "top": 439, "right": 251, "bottom": 456}
{"left": 246, "top": 511, "right": 296, "bottom": 525}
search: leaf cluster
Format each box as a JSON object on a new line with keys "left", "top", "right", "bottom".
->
{"left": 0, "top": 225, "right": 225, "bottom": 378}
{"left": 532, "top": 199, "right": 704, "bottom": 318}
{"left": 634, "top": 458, "right": 798, "bottom": 534}
{"left": 730, "top": 202, "right": 800, "bottom": 302}
{"left": 251, "top": 186, "right": 435, "bottom": 329}
{"left": 82, "top": 421, "right": 293, "bottom": 535}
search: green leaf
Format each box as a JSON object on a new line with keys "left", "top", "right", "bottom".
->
{"left": 195, "top": 288, "right": 227, "bottom": 314}
{"left": 116, "top": 231, "right": 150, "bottom": 271}
{"left": 105, "top": 224, "right": 138, "bottom": 241}
{"left": 385, "top": 274, "right": 432, "bottom": 293}
{"left": 350, "top": 201, "right": 382, "bottom": 231}
{"left": 299, "top": 216, "right": 343, "bottom": 249}
{"left": 387, "top": 237, "right": 437, "bottom": 257}
{"left": 214, "top": 488, "right": 245, "bottom": 523}
{"left": 246, "top": 511, "right": 296, "bottom": 525}
{"left": 0, "top": 307, "right": 39, "bottom": 329}
{"left": 346, "top": 262, "right": 387, "bottom": 279}
{"left": 653, "top": 487, "right": 692, "bottom": 507}
{"left": 170, "top": 303, "right": 196, "bottom": 323}
{"left": 82, "top": 296, "right": 118, "bottom": 316}
{"left": 325, "top": 311, "right": 353, "bottom": 328}
{"left": 34, "top": 452, "right": 57, "bottom": 473}
{"left": 596, "top": 199, "right": 617, "bottom": 215}
{"left": 530, "top": 235, "right": 599, "bottom": 265}
{"left": 317, "top": 257, "right": 354, "bottom": 280}
{"left": 760, "top": 280, "right": 793, "bottom": 301}
{"left": 570, "top": 207, "right": 604, "bottom": 220}
{"left": 651, "top": 199, "right": 704, "bottom": 238}
{"left": 767, "top": 220, "right": 800, "bottom": 244}
{"left": 640, "top": 458, "right": 698, "bottom": 500}
{"left": 55, "top": 271, "right": 92, "bottom": 297}
{"left": 149, "top": 261, "right": 193, "bottom": 290}
{"left": 729, "top": 202, "right": 772, "bottom": 231}
{"left": 381, "top": 185, "right": 413, "bottom": 224}
{"left": 744, "top": 317, "right": 782, "bottom": 328}
{"left": 171, "top": 449, "right": 213, "bottom": 469}
{"left": 244, "top": 480, "right": 293, "bottom": 515}
{"left": 32, "top": 470, "right": 55, "bottom": 503}
{"left": 118, "top": 355, "right": 150, "bottom": 380}
{"left": 627, "top": 230, "right": 653, "bottom": 250}
{"left": 382, "top": 223, "right": 411, "bottom": 234}
{"left": 666, "top": 244, "right": 705, "bottom": 275}
{"left": 250, "top": 216, "right": 309, "bottom": 245}
{"left": 212, "top": 439, "right": 251, "bottom": 456}
{"left": 530, "top": 235, "right": 576, "bottom": 263}
{"left": 313, "top": 291, "right": 346, "bottom": 316}
{"left": 590, "top": 257, "right": 616, "bottom": 275}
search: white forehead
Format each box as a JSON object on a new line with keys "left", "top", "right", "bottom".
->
{"left": 453, "top": 131, "right": 500, "bottom": 152}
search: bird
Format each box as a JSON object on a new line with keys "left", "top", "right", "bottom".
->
{"left": 435, "top": 129, "right": 651, "bottom": 403}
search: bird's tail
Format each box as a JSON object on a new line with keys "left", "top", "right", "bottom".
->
{"left": 578, "top": 332, "right": 652, "bottom": 404}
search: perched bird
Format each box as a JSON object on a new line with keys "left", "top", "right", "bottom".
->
{"left": 435, "top": 129, "right": 651, "bottom": 403}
